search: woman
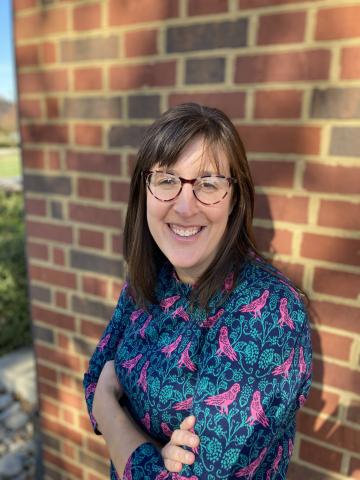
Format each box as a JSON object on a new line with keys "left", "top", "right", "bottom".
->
{"left": 83, "top": 103, "right": 312, "bottom": 479}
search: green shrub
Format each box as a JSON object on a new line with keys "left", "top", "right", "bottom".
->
{"left": 0, "top": 190, "right": 31, "bottom": 355}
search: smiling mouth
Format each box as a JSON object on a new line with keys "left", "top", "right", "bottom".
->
{"left": 168, "top": 224, "right": 204, "bottom": 237}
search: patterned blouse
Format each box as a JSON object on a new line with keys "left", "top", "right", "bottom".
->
{"left": 83, "top": 258, "right": 312, "bottom": 480}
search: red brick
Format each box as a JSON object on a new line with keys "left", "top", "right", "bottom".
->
{"left": 19, "top": 99, "right": 42, "bottom": 119}
{"left": 313, "top": 267, "right": 360, "bottom": 300}
{"left": 40, "top": 398, "right": 59, "bottom": 418}
{"left": 15, "top": 8, "right": 68, "bottom": 40}
{"left": 258, "top": 11, "right": 306, "bottom": 45}
{"left": 238, "top": 125, "right": 321, "bottom": 154}
{"left": 25, "top": 198, "right": 46, "bottom": 216}
{"left": 57, "top": 332, "right": 70, "bottom": 350}
{"left": 316, "top": 6, "right": 360, "bottom": 40}
{"left": 87, "top": 437, "right": 109, "bottom": 458}
{"left": 40, "top": 42, "right": 56, "bottom": 64}
{"left": 55, "top": 291, "right": 67, "bottom": 309}
{"left": 82, "top": 276, "right": 108, "bottom": 298}
{"left": 110, "top": 61, "right": 176, "bottom": 90}
{"left": 254, "top": 89, "right": 302, "bottom": 119}
{"left": 36, "top": 344, "right": 81, "bottom": 372}
{"left": 37, "top": 363, "right": 57, "bottom": 383}
{"left": 169, "top": 92, "right": 246, "bottom": 118}
{"left": 313, "top": 358, "right": 360, "bottom": 396}
{"left": 312, "top": 330, "right": 353, "bottom": 362}
{"left": 299, "top": 438, "right": 342, "bottom": 472}
{"left": 46, "top": 98, "right": 59, "bottom": 119}
{"left": 305, "top": 386, "right": 340, "bottom": 417}
{"left": 43, "top": 449, "right": 83, "bottom": 478}
{"left": 254, "top": 193, "right": 308, "bottom": 224}
{"left": 22, "top": 149, "right": 45, "bottom": 169}
{"left": 74, "top": 67, "right": 102, "bottom": 91}
{"left": 341, "top": 47, "right": 360, "bottom": 80}
{"left": 53, "top": 247, "right": 65, "bottom": 266}
{"left": 26, "top": 220, "right": 73, "bottom": 243}
{"left": 298, "top": 409, "right": 360, "bottom": 452}
{"left": 249, "top": 160, "right": 294, "bottom": 188}
{"left": 73, "top": 3, "right": 101, "bottom": 30}
{"left": 188, "top": 0, "right": 228, "bottom": 15}
{"left": 318, "top": 200, "right": 360, "bottom": 231}
{"left": 108, "top": 0, "right": 178, "bottom": 26}
{"left": 18, "top": 70, "right": 68, "bottom": 93}
{"left": 29, "top": 265, "right": 76, "bottom": 289}
{"left": 62, "top": 440, "right": 75, "bottom": 459}
{"left": 271, "top": 260, "right": 304, "bottom": 287}
{"left": 66, "top": 151, "right": 121, "bottom": 175}
{"left": 125, "top": 29, "right": 158, "bottom": 57}
{"left": 239, "top": 0, "right": 319, "bottom": 7}
{"left": 27, "top": 241, "right": 48, "bottom": 260}
{"left": 74, "top": 124, "right": 102, "bottom": 146}
{"left": 80, "top": 319, "right": 105, "bottom": 339}
{"left": 21, "top": 124, "right": 69, "bottom": 144}
{"left": 254, "top": 226, "right": 293, "bottom": 255}
{"left": 110, "top": 181, "right": 130, "bottom": 202}
{"left": 13, "top": 0, "right": 36, "bottom": 9}
{"left": 48, "top": 151, "right": 61, "bottom": 170}
{"left": 303, "top": 163, "right": 360, "bottom": 195}
{"left": 69, "top": 203, "right": 122, "bottom": 228}
{"left": 78, "top": 228, "right": 104, "bottom": 250}
{"left": 16, "top": 44, "right": 39, "bottom": 67}
{"left": 301, "top": 233, "right": 359, "bottom": 267}
{"left": 78, "top": 178, "right": 104, "bottom": 200}
{"left": 311, "top": 301, "right": 360, "bottom": 335}
{"left": 349, "top": 456, "right": 360, "bottom": 479}
{"left": 112, "top": 234, "right": 123, "bottom": 255}
{"left": 235, "top": 50, "right": 330, "bottom": 83}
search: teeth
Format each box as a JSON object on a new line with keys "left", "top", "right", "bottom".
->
{"left": 170, "top": 225, "right": 202, "bottom": 237}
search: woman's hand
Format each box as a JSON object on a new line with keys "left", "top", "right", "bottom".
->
{"left": 161, "top": 415, "right": 200, "bottom": 473}
{"left": 93, "top": 360, "right": 123, "bottom": 426}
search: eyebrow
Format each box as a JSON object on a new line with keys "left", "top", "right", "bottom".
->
{"left": 161, "top": 169, "right": 221, "bottom": 177}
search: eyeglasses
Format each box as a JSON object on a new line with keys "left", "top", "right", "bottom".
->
{"left": 144, "top": 170, "right": 237, "bottom": 205}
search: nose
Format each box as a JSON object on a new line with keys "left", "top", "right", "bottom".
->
{"left": 173, "top": 183, "right": 199, "bottom": 217}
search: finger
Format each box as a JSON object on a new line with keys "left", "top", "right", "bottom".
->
{"left": 162, "top": 445, "right": 195, "bottom": 465}
{"left": 180, "top": 415, "right": 196, "bottom": 430}
{"left": 171, "top": 429, "right": 199, "bottom": 449}
{"left": 163, "top": 458, "right": 182, "bottom": 473}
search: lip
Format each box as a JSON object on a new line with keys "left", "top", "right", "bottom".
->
{"left": 167, "top": 223, "right": 205, "bottom": 242}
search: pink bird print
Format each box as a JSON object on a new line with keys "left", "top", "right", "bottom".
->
{"left": 246, "top": 390, "right": 269, "bottom": 428}
{"left": 172, "top": 474, "right": 198, "bottom": 480}
{"left": 137, "top": 360, "right": 149, "bottom": 392}
{"left": 223, "top": 271, "right": 234, "bottom": 293}
{"left": 161, "top": 334, "right": 182, "bottom": 358}
{"left": 97, "top": 333, "right": 111, "bottom": 351}
{"left": 298, "top": 394, "right": 307, "bottom": 407}
{"left": 298, "top": 346, "right": 306, "bottom": 377}
{"left": 130, "top": 308, "right": 144, "bottom": 323}
{"left": 141, "top": 411, "right": 151, "bottom": 431}
{"left": 272, "top": 445, "right": 283, "bottom": 473}
{"left": 216, "top": 326, "right": 238, "bottom": 361}
{"left": 204, "top": 383, "right": 240, "bottom": 415}
{"left": 288, "top": 438, "right": 294, "bottom": 457}
{"left": 278, "top": 298, "right": 295, "bottom": 329}
{"left": 234, "top": 447, "right": 268, "bottom": 478}
{"left": 178, "top": 342, "right": 197, "bottom": 371}
{"left": 161, "top": 422, "right": 172, "bottom": 437}
{"left": 201, "top": 308, "right": 225, "bottom": 328}
{"left": 240, "top": 290, "right": 269, "bottom": 318}
{"left": 155, "top": 471, "right": 169, "bottom": 480}
{"left": 160, "top": 295, "right": 180, "bottom": 312}
{"left": 172, "top": 306, "right": 190, "bottom": 321}
{"left": 272, "top": 348, "right": 294, "bottom": 378}
{"left": 123, "top": 458, "right": 132, "bottom": 480}
{"left": 139, "top": 315, "right": 152, "bottom": 339}
{"left": 90, "top": 412, "right": 97, "bottom": 429}
{"left": 85, "top": 382, "right": 97, "bottom": 399}
{"left": 122, "top": 353, "right": 143, "bottom": 372}
{"left": 265, "top": 468, "right": 272, "bottom": 480}
{"left": 173, "top": 396, "right": 193, "bottom": 411}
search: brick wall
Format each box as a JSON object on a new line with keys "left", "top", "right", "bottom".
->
{"left": 14, "top": 0, "right": 360, "bottom": 479}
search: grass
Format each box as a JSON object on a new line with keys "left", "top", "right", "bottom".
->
{"left": 0, "top": 149, "right": 21, "bottom": 178}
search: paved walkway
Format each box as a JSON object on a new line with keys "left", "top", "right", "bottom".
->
{"left": 0, "top": 347, "right": 40, "bottom": 479}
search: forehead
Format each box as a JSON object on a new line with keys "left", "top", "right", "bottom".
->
{"left": 158, "top": 135, "right": 230, "bottom": 175}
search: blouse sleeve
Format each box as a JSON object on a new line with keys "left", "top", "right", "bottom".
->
{"left": 120, "top": 294, "right": 312, "bottom": 480}
{"left": 83, "top": 285, "right": 130, "bottom": 434}
{"left": 179, "top": 296, "right": 312, "bottom": 479}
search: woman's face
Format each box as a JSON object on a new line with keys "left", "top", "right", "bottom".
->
{"left": 146, "top": 136, "right": 233, "bottom": 284}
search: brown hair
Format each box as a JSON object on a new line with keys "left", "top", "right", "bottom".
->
{"left": 123, "top": 103, "right": 260, "bottom": 308}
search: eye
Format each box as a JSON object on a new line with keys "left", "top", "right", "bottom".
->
{"left": 153, "top": 173, "right": 178, "bottom": 187}
{"left": 197, "top": 177, "right": 221, "bottom": 191}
